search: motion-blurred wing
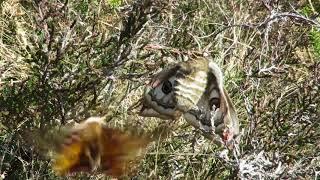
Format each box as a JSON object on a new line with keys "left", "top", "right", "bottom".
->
{"left": 52, "top": 117, "right": 151, "bottom": 177}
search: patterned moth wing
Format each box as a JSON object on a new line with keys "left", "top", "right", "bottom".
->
{"left": 134, "top": 57, "right": 239, "bottom": 146}
{"left": 53, "top": 116, "right": 151, "bottom": 177}
{"left": 137, "top": 57, "right": 209, "bottom": 119}
{"left": 184, "top": 62, "right": 240, "bottom": 146}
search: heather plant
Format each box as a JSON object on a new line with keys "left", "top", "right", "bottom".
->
{"left": 0, "top": 0, "right": 319, "bottom": 179}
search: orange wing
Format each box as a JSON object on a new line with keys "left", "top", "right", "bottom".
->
{"left": 52, "top": 117, "right": 151, "bottom": 177}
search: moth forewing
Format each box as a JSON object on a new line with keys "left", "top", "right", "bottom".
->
{"left": 140, "top": 87, "right": 182, "bottom": 119}
{"left": 138, "top": 66, "right": 182, "bottom": 119}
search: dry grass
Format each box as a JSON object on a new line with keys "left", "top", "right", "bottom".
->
{"left": 0, "top": 0, "right": 319, "bottom": 179}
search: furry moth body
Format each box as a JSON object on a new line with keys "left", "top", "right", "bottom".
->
{"left": 135, "top": 57, "right": 239, "bottom": 146}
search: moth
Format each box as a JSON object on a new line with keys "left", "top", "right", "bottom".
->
{"left": 133, "top": 57, "right": 239, "bottom": 146}
{"left": 52, "top": 116, "right": 151, "bottom": 177}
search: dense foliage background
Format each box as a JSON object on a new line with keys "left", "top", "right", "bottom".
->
{"left": 0, "top": 0, "right": 319, "bottom": 179}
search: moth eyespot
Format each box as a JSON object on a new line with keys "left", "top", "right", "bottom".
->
{"left": 209, "top": 97, "right": 220, "bottom": 109}
{"left": 161, "top": 80, "right": 172, "bottom": 94}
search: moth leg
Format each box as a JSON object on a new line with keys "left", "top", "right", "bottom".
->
{"left": 210, "top": 105, "right": 217, "bottom": 133}
{"left": 210, "top": 105, "right": 224, "bottom": 133}
{"left": 208, "top": 105, "right": 227, "bottom": 144}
